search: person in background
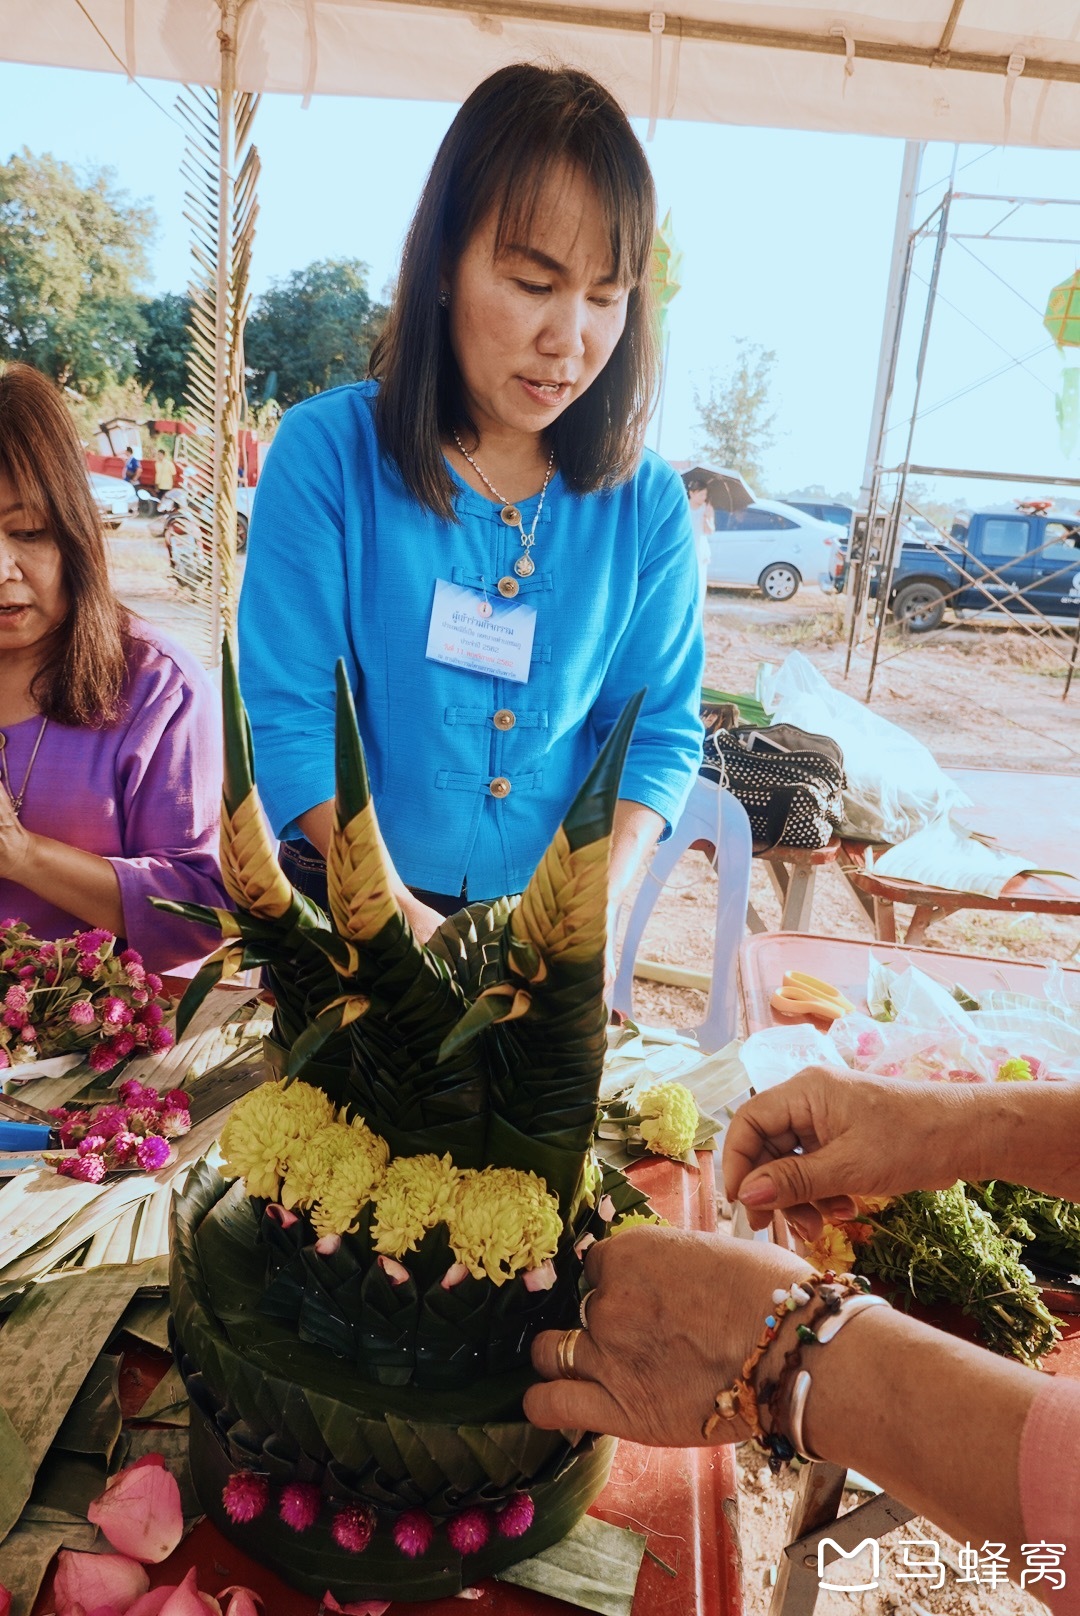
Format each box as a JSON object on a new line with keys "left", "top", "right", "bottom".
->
{"left": 683, "top": 471, "right": 714, "bottom": 605}
{"left": 526, "top": 1068, "right": 1080, "bottom": 1615}
{"left": 153, "top": 448, "right": 176, "bottom": 502}
{"left": 0, "top": 362, "right": 227, "bottom": 971}
{"left": 239, "top": 65, "right": 704, "bottom": 939}
{"left": 122, "top": 446, "right": 140, "bottom": 485}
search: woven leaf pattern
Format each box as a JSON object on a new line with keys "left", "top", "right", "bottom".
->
{"left": 327, "top": 803, "right": 400, "bottom": 941}
{"left": 221, "top": 789, "right": 292, "bottom": 918}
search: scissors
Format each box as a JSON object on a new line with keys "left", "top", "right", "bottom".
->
{"left": 770, "top": 971, "right": 854, "bottom": 1023}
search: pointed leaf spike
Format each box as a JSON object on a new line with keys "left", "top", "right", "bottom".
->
{"left": 328, "top": 661, "right": 403, "bottom": 940}
{"left": 221, "top": 635, "right": 255, "bottom": 816}
{"left": 562, "top": 689, "right": 646, "bottom": 852}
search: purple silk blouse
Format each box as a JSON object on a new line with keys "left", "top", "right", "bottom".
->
{"left": 0, "top": 621, "right": 227, "bottom": 971}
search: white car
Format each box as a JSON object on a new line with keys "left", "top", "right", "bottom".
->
{"left": 707, "top": 499, "right": 839, "bottom": 600}
{"left": 87, "top": 471, "right": 137, "bottom": 530}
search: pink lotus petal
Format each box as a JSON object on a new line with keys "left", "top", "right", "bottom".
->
{"left": 597, "top": 1194, "right": 616, "bottom": 1223}
{"left": 455, "top": 1591, "right": 487, "bottom": 1601}
{"left": 314, "top": 1234, "right": 341, "bottom": 1256}
{"left": 377, "top": 1255, "right": 409, "bottom": 1286}
{"left": 127, "top": 1589, "right": 181, "bottom": 1616}
{"left": 220, "top": 1587, "right": 264, "bottom": 1616}
{"left": 319, "top": 1595, "right": 391, "bottom": 1615}
{"left": 573, "top": 1232, "right": 596, "bottom": 1259}
{"left": 440, "top": 1261, "right": 469, "bottom": 1290}
{"left": 53, "top": 1550, "right": 150, "bottom": 1615}
{"left": 158, "top": 1569, "right": 221, "bottom": 1615}
{"left": 522, "top": 1259, "right": 557, "bottom": 1292}
{"left": 88, "top": 1456, "right": 184, "bottom": 1562}
{"left": 265, "top": 1203, "right": 300, "bottom": 1229}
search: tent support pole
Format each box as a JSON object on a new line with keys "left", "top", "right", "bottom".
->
{"left": 210, "top": 0, "right": 240, "bottom": 667}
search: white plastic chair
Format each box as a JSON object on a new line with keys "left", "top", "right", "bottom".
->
{"left": 612, "top": 775, "right": 753, "bottom": 1052}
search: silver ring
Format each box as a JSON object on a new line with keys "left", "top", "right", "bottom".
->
{"left": 579, "top": 1288, "right": 598, "bottom": 1331}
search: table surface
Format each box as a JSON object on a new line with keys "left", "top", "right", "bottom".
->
{"left": 33, "top": 1154, "right": 741, "bottom": 1616}
{"left": 738, "top": 930, "right": 1080, "bottom": 1381}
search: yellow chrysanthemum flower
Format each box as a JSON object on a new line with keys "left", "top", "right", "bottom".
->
{"left": 310, "top": 1139, "right": 388, "bottom": 1238}
{"left": 371, "top": 1153, "right": 461, "bottom": 1258}
{"left": 637, "top": 1081, "right": 697, "bottom": 1160}
{"left": 219, "top": 1080, "right": 336, "bottom": 1200}
{"left": 449, "top": 1166, "right": 561, "bottom": 1285}
{"left": 608, "top": 1211, "right": 667, "bottom": 1236}
{"left": 804, "top": 1222, "right": 856, "bottom": 1275}
{"left": 282, "top": 1116, "right": 388, "bottom": 1212}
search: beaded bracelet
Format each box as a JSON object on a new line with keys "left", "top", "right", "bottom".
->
{"left": 780, "top": 1292, "right": 891, "bottom": 1461}
{"left": 701, "top": 1271, "right": 868, "bottom": 1454}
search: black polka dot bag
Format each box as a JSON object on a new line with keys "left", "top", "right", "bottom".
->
{"left": 699, "top": 722, "right": 845, "bottom": 850}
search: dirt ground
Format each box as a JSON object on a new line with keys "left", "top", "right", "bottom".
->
{"left": 109, "top": 525, "right": 1074, "bottom": 1616}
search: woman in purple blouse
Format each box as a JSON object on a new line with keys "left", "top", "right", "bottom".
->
{"left": 0, "top": 363, "right": 226, "bottom": 970}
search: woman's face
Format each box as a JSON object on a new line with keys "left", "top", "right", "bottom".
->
{"left": 448, "top": 163, "right": 632, "bottom": 443}
{"left": 0, "top": 472, "right": 69, "bottom": 660}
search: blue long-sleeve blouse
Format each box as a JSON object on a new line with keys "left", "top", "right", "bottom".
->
{"left": 237, "top": 381, "right": 704, "bottom": 900}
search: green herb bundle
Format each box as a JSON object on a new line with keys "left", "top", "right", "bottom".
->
{"left": 967, "top": 1181, "right": 1080, "bottom": 1275}
{"left": 857, "top": 1183, "right": 1061, "bottom": 1367}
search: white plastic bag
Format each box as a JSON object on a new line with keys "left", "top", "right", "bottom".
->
{"left": 756, "top": 651, "right": 968, "bottom": 844}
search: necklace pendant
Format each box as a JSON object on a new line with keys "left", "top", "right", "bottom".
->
{"left": 500, "top": 504, "right": 521, "bottom": 527}
{"left": 514, "top": 554, "right": 535, "bottom": 578}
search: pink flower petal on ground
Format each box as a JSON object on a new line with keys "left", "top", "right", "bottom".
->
{"left": 88, "top": 1456, "right": 183, "bottom": 1562}
{"left": 220, "top": 1587, "right": 264, "bottom": 1616}
{"left": 440, "top": 1262, "right": 469, "bottom": 1291}
{"left": 319, "top": 1595, "right": 390, "bottom": 1615}
{"left": 377, "top": 1255, "right": 409, "bottom": 1286}
{"left": 265, "top": 1203, "right": 300, "bottom": 1230}
{"left": 53, "top": 1550, "right": 150, "bottom": 1615}
{"left": 522, "top": 1259, "right": 556, "bottom": 1292}
{"left": 157, "top": 1569, "right": 221, "bottom": 1615}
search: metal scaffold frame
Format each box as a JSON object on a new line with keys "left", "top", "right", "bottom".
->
{"left": 845, "top": 151, "right": 1080, "bottom": 702}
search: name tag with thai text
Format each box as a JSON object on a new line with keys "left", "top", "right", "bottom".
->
{"left": 425, "top": 579, "right": 536, "bottom": 684}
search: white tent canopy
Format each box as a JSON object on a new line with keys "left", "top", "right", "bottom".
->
{"left": 8, "top": 0, "right": 1080, "bottom": 147}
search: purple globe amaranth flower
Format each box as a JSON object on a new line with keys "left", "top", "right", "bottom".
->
{"left": 112, "top": 1130, "right": 140, "bottom": 1162}
{"left": 136, "top": 1135, "right": 171, "bottom": 1171}
{"left": 118, "top": 1078, "right": 152, "bottom": 1106}
{"left": 164, "top": 1089, "right": 189, "bottom": 1110}
{"left": 77, "top": 1134, "right": 107, "bottom": 1157}
{"left": 124, "top": 962, "right": 147, "bottom": 986}
{"left": 279, "top": 1483, "right": 321, "bottom": 1533}
{"left": 76, "top": 953, "right": 100, "bottom": 977}
{"left": 91, "top": 1106, "right": 126, "bottom": 1140}
{"left": 118, "top": 948, "right": 142, "bottom": 967}
{"left": 149, "top": 1026, "right": 174, "bottom": 1053}
{"left": 58, "top": 1154, "right": 106, "bottom": 1184}
{"left": 446, "top": 1508, "right": 491, "bottom": 1556}
{"left": 138, "top": 1003, "right": 165, "bottom": 1028}
{"left": 495, "top": 1494, "right": 535, "bottom": 1539}
{"left": 110, "top": 1030, "right": 137, "bottom": 1059}
{"left": 88, "top": 1042, "right": 121, "bottom": 1074}
{"left": 68, "top": 1000, "right": 96, "bottom": 1027}
{"left": 145, "top": 972, "right": 164, "bottom": 995}
{"left": 101, "top": 996, "right": 133, "bottom": 1028}
{"left": 36, "top": 943, "right": 56, "bottom": 961}
{"left": 42, "top": 966, "right": 57, "bottom": 985}
{"left": 1, "top": 1008, "right": 27, "bottom": 1031}
{"left": 222, "top": 1472, "right": 269, "bottom": 1524}
{"left": 17, "top": 964, "right": 36, "bottom": 981}
{"left": 331, "top": 1505, "right": 376, "bottom": 1554}
{"left": 75, "top": 928, "right": 114, "bottom": 952}
{"left": 393, "top": 1509, "right": 434, "bottom": 1558}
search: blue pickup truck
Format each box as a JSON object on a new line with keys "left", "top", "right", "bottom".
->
{"left": 860, "top": 506, "right": 1080, "bottom": 632}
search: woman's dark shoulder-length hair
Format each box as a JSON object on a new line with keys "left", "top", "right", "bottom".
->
{"left": 371, "top": 63, "right": 660, "bottom": 520}
{"left": 0, "top": 362, "right": 130, "bottom": 727}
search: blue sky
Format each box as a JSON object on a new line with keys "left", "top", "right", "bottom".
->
{"left": 3, "top": 60, "right": 1080, "bottom": 503}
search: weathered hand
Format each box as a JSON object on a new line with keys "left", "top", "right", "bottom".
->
{"left": 525, "top": 1225, "right": 810, "bottom": 1448}
{"left": 722, "top": 1065, "right": 983, "bottom": 1237}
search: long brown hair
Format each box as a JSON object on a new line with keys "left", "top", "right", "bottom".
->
{"left": 0, "top": 363, "right": 130, "bottom": 726}
{"left": 371, "top": 64, "right": 660, "bottom": 520}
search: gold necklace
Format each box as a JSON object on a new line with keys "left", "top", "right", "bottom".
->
{"left": 0, "top": 717, "right": 48, "bottom": 817}
{"left": 452, "top": 434, "right": 556, "bottom": 579}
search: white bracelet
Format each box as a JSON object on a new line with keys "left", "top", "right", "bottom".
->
{"left": 785, "top": 1293, "right": 890, "bottom": 1461}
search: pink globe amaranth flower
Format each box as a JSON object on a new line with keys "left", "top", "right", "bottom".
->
{"left": 131, "top": 987, "right": 150, "bottom": 1005}
{"left": 125, "top": 962, "right": 147, "bottom": 987}
{"left": 138, "top": 1003, "right": 165, "bottom": 1028}
{"left": 136, "top": 1135, "right": 171, "bottom": 1171}
{"left": 149, "top": 1025, "right": 174, "bottom": 1053}
{"left": 1, "top": 1008, "right": 27, "bottom": 1031}
{"left": 393, "top": 1509, "right": 434, "bottom": 1559}
{"left": 279, "top": 1482, "right": 321, "bottom": 1533}
{"left": 47, "top": 1106, "right": 71, "bottom": 1123}
{"left": 18, "top": 1023, "right": 36, "bottom": 1044}
{"left": 36, "top": 942, "right": 56, "bottom": 960}
{"left": 58, "top": 1154, "right": 106, "bottom": 1183}
{"left": 119, "top": 948, "right": 142, "bottom": 967}
{"left": 110, "top": 1030, "right": 137, "bottom": 1059}
{"left": 127, "top": 1106, "right": 162, "bottom": 1135}
{"left": 91, "top": 1105, "right": 127, "bottom": 1140}
{"left": 88, "top": 1042, "right": 121, "bottom": 1074}
{"left": 495, "top": 1494, "right": 535, "bottom": 1539}
{"left": 222, "top": 1471, "right": 269, "bottom": 1524}
{"left": 42, "top": 966, "right": 57, "bottom": 985}
{"left": 0, "top": 1048, "right": 10, "bottom": 1071}
{"left": 3, "top": 985, "right": 29, "bottom": 1013}
{"left": 331, "top": 1505, "right": 376, "bottom": 1554}
{"left": 76, "top": 952, "right": 100, "bottom": 977}
{"left": 59, "top": 1113, "right": 91, "bottom": 1148}
{"left": 68, "top": 1000, "right": 96, "bottom": 1027}
{"left": 77, "top": 1134, "right": 107, "bottom": 1157}
{"left": 165, "top": 1088, "right": 189, "bottom": 1110}
{"left": 17, "top": 964, "right": 36, "bottom": 982}
{"left": 112, "top": 1130, "right": 140, "bottom": 1162}
{"left": 132, "top": 1022, "right": 150, "bottom": 1046}
{"left": 76, "top": 928, "right": 114, "bottom": 952}
{"left": 145, "top": 972, "right": 164, "bottom": 995}
{"left": 159, "top": 1107, "right": 191, "bottom": 1138}
{"left": 446, "top": 1508, "right": 491, "bottom": 1556}
{"left": 118, "top": 1078, "right": 152, "bottom": 1106}
{"left": 101, "top": 996, "right": 134, "bottom": 1028}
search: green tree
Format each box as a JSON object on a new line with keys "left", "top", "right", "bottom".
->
{"left": 245, "top": 259, "right": 388, "bottom": 406}
{"left": 136, "top": 291, "right": 192, "bottom": 408}
{"left": 694, "top": 340, "right": 778, "bottom": 491}
{"left": 0, "top": 149, "right": 154, "bottom": 398}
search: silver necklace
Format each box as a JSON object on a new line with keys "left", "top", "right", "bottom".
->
{"left": 452, "top": 433, "right": 555, "bottom": 579}
{"left": 0, "top": 717, "right": 48, "bottom": 817}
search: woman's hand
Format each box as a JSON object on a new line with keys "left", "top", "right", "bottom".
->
{"left": 525, "top": 1225, "right": 810, "bottom": 1447}
{"left": 722, "top": 1066, "right": 985, "bottom": 1238}
{"left": 0, "top": 781, "right": 32, "bottom": 879}
{"left": 398, "top": 890, "right": 447, "bottom": 945}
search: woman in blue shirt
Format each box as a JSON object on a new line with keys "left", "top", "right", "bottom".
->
{"left": 238, "top": 63, "right": 704, "bottom": 942}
